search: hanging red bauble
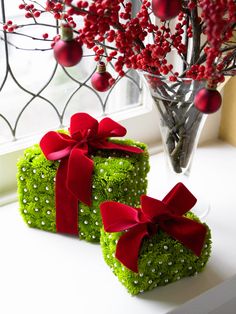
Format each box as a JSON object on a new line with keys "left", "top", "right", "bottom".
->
{"left": 152, "top": 0, "right": 182, "bottom": 20}
{"left": 53, "top": 24, "right": 83, "bottom": 67}
{"left": 194, "top": 88, "right": 222, "bottom": 114}
{"left": 91, "top": 62, "right": 113, "bottom": 92}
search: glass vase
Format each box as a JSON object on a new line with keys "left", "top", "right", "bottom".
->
{"left": 141, "top": 72, "right": 210, "bottom": 219}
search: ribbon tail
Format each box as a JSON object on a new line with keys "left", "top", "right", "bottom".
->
{"left": 160, "top": 216, "right": 207, "bottom": 256}
{"left": 116, "top": 224, "right": 148, "bottom": 273}
{"left": 56, "top": 159, "right": 78, "bottom": 235}
{"left": 93, "top": 140, "right": 143, "bottom": 154}
{"left": 67, "top": 148, "right": 94, "bottom": 206}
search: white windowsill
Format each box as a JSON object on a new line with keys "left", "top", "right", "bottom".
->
{"left": 0, "top": 139, "right": 236, "bottom": 314}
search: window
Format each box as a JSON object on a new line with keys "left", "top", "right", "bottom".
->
{"left": 0, "top": 0, "right": 161, "bottom": 204}
{"left": 0, "top": 1, "right": 224, "bottom": 205}
{"left": 0, "top": 0, "right": 145, "bottom": 143}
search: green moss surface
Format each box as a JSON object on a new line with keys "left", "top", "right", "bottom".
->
{"left": 101, "top": 212, "right": 212, "bottom": 295}
{"left": 17, "top": 139, "right": 149, "bottom": 242}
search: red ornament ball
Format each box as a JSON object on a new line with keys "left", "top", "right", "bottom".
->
{"left": 53, "top": 24, "right": 82, "bottom": 67}
{"left": 152, "top": 0, "right": 182, "bottom": 20}
{"left": 91, "top": 62, "right": 113, "bottom": 92}
{"left": 194, "top": 88, "right": 222, "bottom": 114}
{"left": 53, "top": 39, "right": 83, "bottom": 67}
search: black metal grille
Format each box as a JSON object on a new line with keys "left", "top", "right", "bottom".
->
{"left": 0, "top": 0, "right": 142, "bottom": 145}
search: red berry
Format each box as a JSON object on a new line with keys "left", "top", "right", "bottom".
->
{"left": 109, "top": 78, "right": 115, "bottom": 86}
{"left": 91, "top": 62, "right": 113, "bottom": 92}
{"left": 194, "top": 88, "right": 222, "bottom": 114}
{"left": 34, "top": 11, "right": 41, "bottom": 18}
{"left": 42, "top": 33, "right": 49, "bottom": 39}
{"left": 45, "top": 1, "right": 54, "bottom": 11}
{"left": 152, "top": 0, "right": 182, "bottom": 20}
{"left": 19, "top": 4, "right": 25, "bottom": 9}
{"left": 25, "top": 12, "right": 32, "bottom": 18}
{"left": 53, "top": 12, "right": 61, "bottom": 19}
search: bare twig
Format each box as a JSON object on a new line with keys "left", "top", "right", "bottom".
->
{"left": 189, "top": 1, "right": 201, "bottom": 65}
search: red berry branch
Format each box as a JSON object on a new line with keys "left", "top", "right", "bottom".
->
{"left": 1, "top": 0, "right": 236, "bottom": 99}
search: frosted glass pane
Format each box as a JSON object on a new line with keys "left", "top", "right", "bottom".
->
{"left": 0, "top": 1, "right": 142, "bottom": 144}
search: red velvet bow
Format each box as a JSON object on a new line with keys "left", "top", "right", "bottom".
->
{"left": 100, "top": 183, "right": 207, "bottom": 273}
{"left": 40, "top": 113, "right": 143, "bottom": 235}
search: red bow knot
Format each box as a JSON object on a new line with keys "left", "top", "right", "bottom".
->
{"left": 100, "top": 183, "right": 207, "bottom": 273}
{"left": 40, "top": 113, "right": 143, "bottom": 235}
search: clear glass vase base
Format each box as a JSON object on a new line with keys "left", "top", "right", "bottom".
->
{"left": 191, "top": 200, "right": 211, "bottom": 221}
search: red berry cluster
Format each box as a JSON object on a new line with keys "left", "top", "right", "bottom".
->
{"left": 18, "top": 2, "right": 42, "bottom": 19}
{"left": 46, "top": 0, "right": 71, "bottom": 21}
{"left": 2, "top": 20, "right": 18, "bottom": 32}
{"left": 197, "top": 0, "right": 236, "bottom": 87}
{"left": 3, "top": 0, "right": 236, "bottom": 91}
{"left": 74, "top": 0, "right": 191, "bottom": 78}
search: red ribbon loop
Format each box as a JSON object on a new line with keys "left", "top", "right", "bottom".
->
{"left": 40, "top": 113, "right": 143, "bottom": 235}
{"left": 100, "top": 183, "right": 207, "bottom": 273}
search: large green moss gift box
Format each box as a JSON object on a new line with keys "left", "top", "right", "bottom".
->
{"left": 100, "top": 183, "right": 212, "bottom": 295}
{"left": 17, "top": 113, "right": 149, "bottom": 242}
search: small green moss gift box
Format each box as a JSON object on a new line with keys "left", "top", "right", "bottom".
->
{"left": 17, "top": 113, "right": 149, "bottom": 242}
{"left": 100, "top": 183, "right": 212, "bottom": 295}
